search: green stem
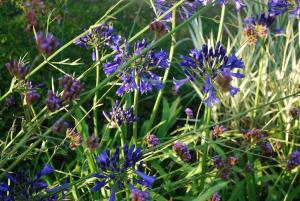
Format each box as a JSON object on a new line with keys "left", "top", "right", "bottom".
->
{"left": 147, "top": 9, "right": 177, "bottom": 133}
{"left": 199, "top": 107, "right": 211, "bottom": 191}
{"left": 93, "top": 47, "right": 100, "bottom": 137}
{"left": 252, "top": 47, "right": 264, "bottom": 122}
{"left": 133, "top": 71, "right": 139, "bottom": 144}
{"left": 217, "top": 4, "right": 226, "bottom": 42}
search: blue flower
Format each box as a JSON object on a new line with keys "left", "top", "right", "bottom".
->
{"left": 103, "top": 100, "right": 138, "bottom": 128}
{"left": 153, "top": 0, "right": 207, "bottom": 21}
{"left": 0, "top": 164, "right": 64, "bottom": 201}
{"left": 175, "top": 42, "right": 244, "bottom": 107}
{"left": 92, "top": 145, "right": 155, "bottom": 200}
{"left": 103, "top": 39, "right": 169, "bottom": 96}
{"left": 74, "top": 23, "right": 122, "bottom": 61}
{"left": 268, "top": 0, "right": 300, "bottom": 17}
{"left": 219, "top": 0, "right": 246, "bottom": 11}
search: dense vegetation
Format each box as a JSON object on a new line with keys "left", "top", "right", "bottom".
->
{"left": 0, "top": 0, "right": 300, "bottom": 200}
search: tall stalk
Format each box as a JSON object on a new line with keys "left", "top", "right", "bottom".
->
{"left": 199, "top": 5, "right": 225, "bottom": 191}
{"left": 93, "top": 47, "right": 100, "bottom": 137}
{"left": 147, "top": 9, "right": 177, "bottom": 132}
{"left": 133, "top": 70, "right": 139, "bottom": 143}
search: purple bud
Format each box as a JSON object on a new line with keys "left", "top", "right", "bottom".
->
{"left": 145, "top": 134, "right": 160, "bottom": 148}
{"left": 185, "top": 108, "right": 193, "bottom": 118}
{"left": 35, "top": 31, "right": 60, "bottom": 55}
{"left": 287, "top": 150, "right": 300, "bottom": 171}
{"left": 173, "top": 141, "right": 191, "bottom": 162}
{"left": 5, "top": 60, "right": 28, "bottom": 80}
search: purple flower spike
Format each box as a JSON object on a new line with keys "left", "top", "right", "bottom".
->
{"left": 145, "top": 134, "right": 160, "bottom": 148}
{"left": 46, "top": 90, "right": 62, "bottom": 112}
{"left": 209, "top": 192, "right": 222, "bottom": 201}
{"left": 131, "top": 188, "right": 149, "bottom": 201}
{"left": 287, "top": 150, "right": 300, "bottom": 171}
{"left": 58, "top": 75, "right": 85, "bottom": 103}
{"left": 35, "top": 31, "right": 60, "bottom": 55}
{"left": 173, "top": 141, "right": 191, "bottom": 162}
{"left": 5, "top": 60, "right": 29, "bottom": 80}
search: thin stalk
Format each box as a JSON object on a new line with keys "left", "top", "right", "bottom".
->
{"left": 217, "top": 4, "right": 226, "bottom": 42}
{"left": 133, "top": 71, "right": 139, "bottom": 144}
{"left": 199, "top": 107, "right": 211, "bottom": 191}
{"left": 147, "top": 9, "right": 177, "bottom": 132}
{"left": 93, "top": 47, "right": 100, "bottom": 137}
{"left": 252, "top": 47, "right": 264, "bottom": 121}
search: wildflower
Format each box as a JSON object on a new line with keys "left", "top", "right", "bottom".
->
{"left": 242, "top": 128, "right": 264, "bottom": 141}
{"left": 52, "top": 118, "right": 69, "bottom": 133}
{"left": 213, "top": 155, "right": 238, "bottom": 180}
{"left": 58, "top": 75, "right": 84, "bottom": 103}
{"left": 208, "top": 192, "right": 221, "bottom": 201}
{"left": 289, "top": 106, "right": 300, "bottom": 118}
{"left": 23, "top": 0, "right": 46, "bottom": 31}
{"left": 5, "top": 60, "right": 29, "bottom": 80}
{"left": 268, "top": 0, "right": 300, "bottom": 17}
{"left": 145, "top": 134, "right": 160, "bottom": 148}
{"left": 175, "top": 42, "right": 244, "bottom": 107}
{"left": 0, "top": 164, "right": 60, "bottom": 200}
{"left": 218, "top": 0, "right": 246, "bottom": 11}
{"left": 243, "top": 26, "right": 258, "bottom": 45}
{"left": 74, "top": 23, "right": 121, "bottom": 61}
{"left": 244, "top": 13, "right": 275, "bottom": 42}
{"left": 150, "top": 21, "right": 168, "bottom": 37}
{"left": 35, "top": 31, "right": 60, "bottom": 55}
{"left": 86, "top": 134, "right": 100, "bottom": 151}
{"left": 287, "top": 150, "right": 300, "bottom": 171}
{"left": 185, "top": 108, "right": 193, "bottom": 118}
{"left": 173, "top": 141, "right": 191, "bottom": 162}
{"left": 92, "top": 144, "right": 155, "bottom": 201}
{"left": 212, "top": 125, "right": 226, "bottom": 139}
{"left": 46, "top": 90, "right": 62, "bottom": 112}
{"left": 103, "top": 39, "right": 169, "bottom": 96}
{"left": 103, "top": 100, "right": 138, "bottom": 128}
{"left": 66, "top": 128, "right": 83, "bottom": 150}
{"left": 131, "top": 187, "right": 150, "bottom": 201}
{"left": 25, "top": 86, "right": 40, "bottom": 105}
{"left": 153, "top": 0, "right": 207, "bottom": 21}
{"left": 258, "top": 140, "right": 273, "bottom": 156}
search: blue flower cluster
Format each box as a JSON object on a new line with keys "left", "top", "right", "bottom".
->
{"left": 103, "top": 100, "right": 138, "bottom": 128}
{"left": 174, "top": 42, "right": 244, "bottom": 107}
{"left": 154, "top": 0, "right": 207, "bottom": 21}
{"left": 74, "top": 23, "right": 121, "bottom": 61}
{"left": 103, "top": 39, "right": 169, "bottom": 96}
{"left": 268, "top": 0, "right": 300, "bottom": 17}
{"left": 92, "top": 144, "right": 155, "bottom": 201}
{"left": 0, "top": 165, "right": 63, "bottom": 201}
